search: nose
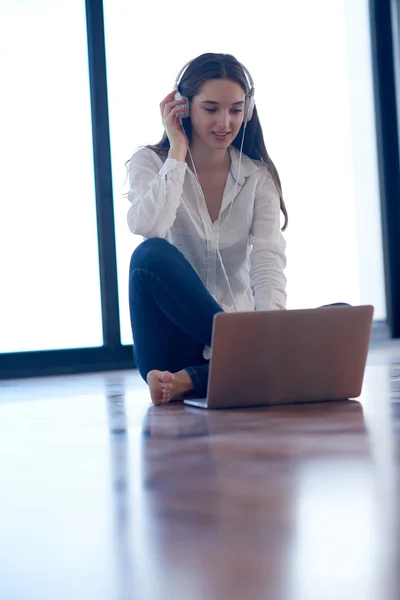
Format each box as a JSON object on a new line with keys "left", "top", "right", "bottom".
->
{"left": 216, "top": 110, "right": 231, "bottom": 131}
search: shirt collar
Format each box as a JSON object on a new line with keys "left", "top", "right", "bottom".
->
{"left": 218, "top": 146, "right": 260, "bottom": 215}
{"left": 228, "top": 145, "right": 260, "bottom": 186}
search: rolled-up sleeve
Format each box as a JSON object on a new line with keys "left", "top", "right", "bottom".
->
{"left": 249, "top": 166, "right": 287, "bottom": 311}
{"left": 127, "top": 147, "right": 187, "bottom": 238}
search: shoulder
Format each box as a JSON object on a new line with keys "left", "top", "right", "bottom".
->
{"left": 249, "top": 156, "right": 273, "bottom": 180}
{"left": 128, "top": 146, "right": 166, "bottom": 171}
{"left": 246, "top": 158, "right": 279, "bottom": 202}
{"left": 248, "top": 157, "right": 277, "bottom": 193}
{"left": 249, "top": 158, "right": 277, "bottom": 197}
{"left": 230, "top": 146, "right": 273, "bottom": 187}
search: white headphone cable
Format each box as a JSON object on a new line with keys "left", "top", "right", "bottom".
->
{"left": 215, "top": 123, "right": 247, "bottom": 312}
{"left": 180, "top": 117, "right": 247, "bottom": 313}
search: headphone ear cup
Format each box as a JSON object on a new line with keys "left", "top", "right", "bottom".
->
{"left": 244, "top": 94, "right": 255, "bottom": 123}
{"left": 174, "top": 90, "right": 190, "bottom": 119}
{"left": 181, "top": 97, "right": 190, "bottom": 119}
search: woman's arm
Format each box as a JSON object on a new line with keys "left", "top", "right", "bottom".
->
{"left": 126, "top": 147, "right": 187, "bottom": 238}
{"left": 249, "top": 166, "right": 287, "bottom": 311}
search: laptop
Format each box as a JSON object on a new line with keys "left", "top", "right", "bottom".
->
{"left": 184, "top": 305, "right": 374, "bottom": 409}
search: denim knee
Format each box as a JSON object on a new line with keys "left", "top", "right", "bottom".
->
{"left": 320, "top": 302, "right": 352, "bottom": 308}
{"left": 129, "top": 237, "right": 178, "bottom": 273}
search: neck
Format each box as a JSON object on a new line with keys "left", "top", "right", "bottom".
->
{"left": 186, "top": 138, "right": 231, "bottom": 173}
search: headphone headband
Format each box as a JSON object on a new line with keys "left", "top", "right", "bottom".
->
{"left": 239, "top": 63, "right": 255, "bottom": 95}
{"left": 174, "top": 60, "right": 192, "bottom": 90}
{"left": 174, "top": 58, "right": 255, "bottom": 95}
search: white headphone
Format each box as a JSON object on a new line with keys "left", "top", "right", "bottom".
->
{"left": 173, "top": 58, "right": 256, "bottom": 123}
{"left": 172, "top": 58, "right": 256, "bottom": 313}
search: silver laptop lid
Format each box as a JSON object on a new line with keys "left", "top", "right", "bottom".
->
{"left": 205, "top": 305, "right": 374, "bottom": 409}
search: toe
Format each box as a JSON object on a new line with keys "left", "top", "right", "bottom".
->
{"left": 160, "top": 371, "right": 175, "bottom": 384}
{"left": 147, "top": 370, "right": 167, "bottom": 405}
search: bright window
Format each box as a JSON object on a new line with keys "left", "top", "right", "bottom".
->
{"left": 0, "top": 1, "right": 103, "bottom": 352}
{"left": 103, "top": 0, "right": 386, "bottom": 345}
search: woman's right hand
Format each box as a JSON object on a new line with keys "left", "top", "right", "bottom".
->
{"left": 160, "top": 91, "right": 189, "bottom": 159}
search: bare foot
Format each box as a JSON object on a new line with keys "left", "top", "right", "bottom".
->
{"left": 147, "top": 370, "right": 194, "bottom": 405}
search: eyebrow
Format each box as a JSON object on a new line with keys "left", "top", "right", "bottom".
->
{"left": 199, "top": 100, "right": 245, "bottom": 106}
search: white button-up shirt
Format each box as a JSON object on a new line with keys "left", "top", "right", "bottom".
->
{"left": 127, "top": 145, "right": 287, "bottom": 317}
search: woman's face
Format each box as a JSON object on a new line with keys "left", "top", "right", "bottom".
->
{"left": 189, "top": 78, "right": 246, "bottom": 150}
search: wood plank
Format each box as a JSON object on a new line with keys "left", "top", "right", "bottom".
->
{"left": 0, "top": 343, "right": 399, "bottom": 600}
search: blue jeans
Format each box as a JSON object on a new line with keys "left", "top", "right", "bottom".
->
{"left": 129, "top": 238, "right": 223, "bottom": 397}
{"left": 129, "top": 238, "right": 350, "bottom": 398}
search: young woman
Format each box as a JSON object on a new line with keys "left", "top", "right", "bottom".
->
{"left": 126, "top": 53, "right": 288, "bottom": 405}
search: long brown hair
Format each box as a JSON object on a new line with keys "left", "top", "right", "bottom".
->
{"left": 126, "top": 52, "right": 288, "bottom": 230}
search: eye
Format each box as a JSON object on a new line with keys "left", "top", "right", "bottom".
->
{"left": 204, "top": 108, "right": 243, "bottom": 114}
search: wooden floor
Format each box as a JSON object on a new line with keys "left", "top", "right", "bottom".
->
{"left": 0, "top": 340, "right": 399, "bottom": 600}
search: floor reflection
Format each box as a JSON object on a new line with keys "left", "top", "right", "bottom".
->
{"left": 104, "top": 378, "right": 134, "bottom": 600}
{"left": 361, "top": 364, "right": 399, "bottom": 600}
{"left": 390, "top": 362, "right": 400, "bottom": 403}
{"left": 142, "top": 404, "right": 211, "bottom": 438}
